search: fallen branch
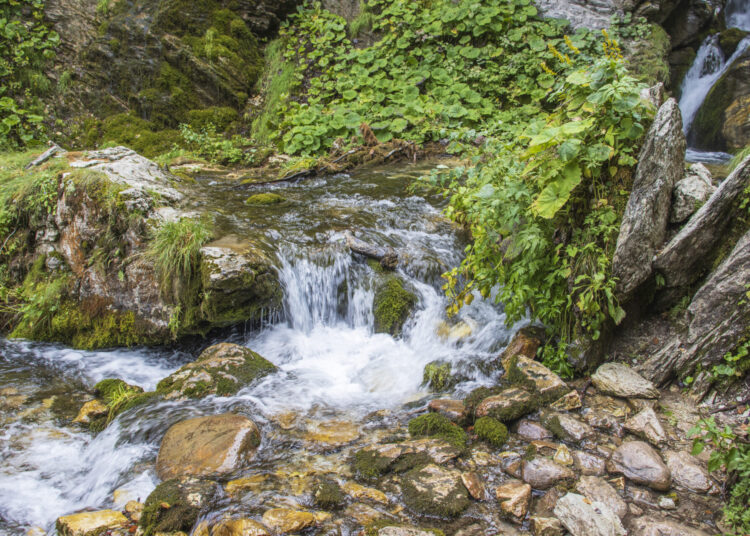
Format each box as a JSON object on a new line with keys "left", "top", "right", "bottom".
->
{"left": 710, "top": 396, "right": 750, "bottom": 414}
{"left": 24, "top": 144, "right": 63, "bottom": 170}
{"left": 345, "top": 231, "right": 398, "bottom": 270}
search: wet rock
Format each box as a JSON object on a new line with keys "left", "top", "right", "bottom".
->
{"left": 554, "top": 492, "right": 626, "bottom": 536}
{"left": 206, "top": 518, "right": 270, "bottom": 536}
{"left": 583, "top": 409, "right": 623, "bottom": 435}
{"left": 522, "top": 457, "right": 575, "bottom": 490}
{"left": 343, "top": 481, "right": 388, "bottom": 504}
{"left": 624, "top": 408, "right": 667, "bottom": 446}
{"left": 499, "top": 327, "right": 544, "bottom": 361}
{"left": 533, "top": 488, "right": 563, "bottom": 517}
{"left": 503, "top": 355, "right": 570, "bottom": 405}
{"left": 72, "top": 399, "right": 108, "bottom": 425}
{"left": 541, "top": 411, "right": 595, "bottom": 442}
{"left": 378, "top": 528, "right": 436, "bottom": 536}
{"left": 461, "top": 471, "right": 486, "bottom": 500}
{"left": 156, "top": 343, "right": 276, "bottom": 400}
{"left": 607, "top": 441, "right": 671, "bottom": 491}
{"left": 644, "top": 219, "right": 750, "bottom": 385}
{"left": 344, "top": 503, "right": 382, "bottom": 525}
{"left": 225, "top": 474, "right": 270, "bottom": 497}
{"left": 575, "top": 476, "right": 627, "bottom": 519}
{"left": 531, "top": 516, "right": 564, "bottom": 536}
{"left": 572, "top": 450, "right": 606, "bottom": 476}
{"left": 353, "top": 438, "right": 459, "bottom": 480}
{"left": 551, "top": 390, "right": 582, "bottom": 411}
{"left": 653, "top": 155, "right": 750, "bottom": 289}
{"left": 475, "top": 386, "right": 538, "bottom": 422}
{"left": 428, "top": 399, "right": 467, "bottom": 422}
{"left": 124, "top": 501, "right": 143, "bottom": 523}
{"left": 516, "top": 420, "right": 552, "bottom": 441}
{"left": 261, "top": 508, "right": 316, "bottom": 534}
{"left": 664, "top": 450, "right": 712, "bottom": 493}
{"left": 591, "top": 363, "right": 659, "bottom": 399}
{"left": 657, "top": 496, "right": 676, "bottom": 509}
{"left": 373, "top": 275, "right": 417, "bottom": 336}
{"left": 629, "top": 516, "right": 711, "bottom": 536}
{"left": 437, "top": 319, "right": 475, "bottom": 342}
{"left": 670, "top": 164, "right": 716, "bottom": 224}
{"left": 400, "top": 464, "right": 470, "bottom": 517}
{"left": 422, "top": 361, "right": 456, "bottom": 392}
{"left": 303, "top": 419, "right": 361, "bottom": 447}
{"left": 534, "top": 0, "right": 617, "bottom": 29}
{"left": 56, "top": 510, "right": 128, "bottom": 536}
{"left": 612, "top": 98, "right": 685, "bottom": 300}
{"left": 199, "top": 244, "right": 282, "bottom": 328}
{"left": 496, "top": 480, "right": 532, "bottom": 522}
{"left": 156, "top": 413, "right": 261, "bottom": 480}
{"left": 140, "top": 477, "right": 220, "bottom": 536}
{"left": 553, "top": 445, "right": 574, "bottom": 466}
{"left": 312, "top": 477, "right": 345, "bottom": 510}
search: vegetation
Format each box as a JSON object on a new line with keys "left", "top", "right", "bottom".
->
{"left": 373, "top": 276, "right": 416, "bottom": 336}
{"left": 0, "top": 0, "right": 59, "bottom": 148}
{"left": 690, "top": 417, "right": 750, "bottom": 535}
{"left": 474, "top": 416, "right": 508, "bottom": 447}
{"left": 407, "top": 413, "right": 467, "bottom": 449}
{"left": 422, "top": 361, "right": 453, "bottom": 391}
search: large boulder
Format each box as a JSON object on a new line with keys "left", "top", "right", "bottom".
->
{"left": 591, "top": 363, "right": 660, "bottom": 398}
{"left": 156, "top": 413, "right": 261, "bottom": 480}
{"left": 644, "top": 225, "right": 750, "bottom": 384}
{"left": 156, "top": 343, "right": 276, "bottom": 400}
{"left": 670, "top": 164, "right": 716, "bottom": 224}
{"left": 475, "top": 386, "right": 538, "bottom": 422}
{"left": 654, "top": 156, "right": 750, "bottom": 289}
{"left": 607, "top": 441, "right": 671, "bottom": 491}
{"left": 553, "top": 493, "right": 626, "bottom": 536}
{"left": 612, "top": 98, "right": 686, "bottom": 301}
{"left": 400, "top": 464, "right": 470, "bottom": 517}
{"left": 692, "top": 46, "right": 750, "bottom": 151}
{"left": 503, "top": 354, "right": 570, "bottom": 405}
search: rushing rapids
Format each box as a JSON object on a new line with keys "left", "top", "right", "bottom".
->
{"left": 0, "top": 163, "right": 520, "bottom": 534}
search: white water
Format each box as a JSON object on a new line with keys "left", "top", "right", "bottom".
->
{"left": 678, "top": 0, "right": 750, "bottom": 158}
{"left": 0, "top": 165, "right": 519, "bottom": 534}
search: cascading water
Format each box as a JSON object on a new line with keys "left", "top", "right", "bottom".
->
{"left": 679, "top": 0, "right": 750, "bottom": 162}
{"left": 0, "top": 163, "right": 520, "bottom": 535}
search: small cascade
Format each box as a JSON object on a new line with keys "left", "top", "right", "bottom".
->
{"left": 726, "top": 0, "right": 750, "bottom": 31}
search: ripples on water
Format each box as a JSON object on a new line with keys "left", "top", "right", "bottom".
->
{"left": 0, "top": 164, "right": 523, "bottom": 534}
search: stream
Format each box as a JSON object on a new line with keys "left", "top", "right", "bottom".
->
{"left": 0, "top": 162, "right": 521, "bottom": 535}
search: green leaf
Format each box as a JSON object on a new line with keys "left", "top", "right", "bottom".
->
{"left": 558, "top": 139, "right": 581, "bottom": 162}
{"left": 532, "top": 162, "right": 582, "bottom": 219}
{"left": 391, "top": 117, "right": 408, "bottom": 133}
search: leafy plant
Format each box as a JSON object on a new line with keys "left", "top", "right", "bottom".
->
{"left": 178, "top": 123, "right": 266, "bottom": 166}
{"left": 690, "top": 416, "right": 750, "bottom": 535}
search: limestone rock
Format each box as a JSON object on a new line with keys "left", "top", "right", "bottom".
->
{"left": 503, "top": 355, "right": 570, "bottom": 405}
{"left": 495, "top": 480, "right": 532, "bottom": 521}
{"left": 670, "top": 164, "right": 716, "bottom": 224}
{"left": 342, "top": 481, "right": 388, "bottom": 504}
{"left": 499, "top": 328, "right": 543, "bottom": 362}
{"left": 591, "top": 363, "right": 659, "bottom": 399}
{"left": 629, "top": 516, "right": 711, "bottom": 536}
{"left": 531, "top": 516, "right": 565, "bottom": 536}
{"left": 206, "top": 518, "right": 270, "bottom": 536}
{"left": 551, "top": 390, "right": 582, "bottom": 411}
{"left": 534, "top": 0, "right": 618, "bottom": 29}
{"left": 573, "top": 450, "right": 607, "bottom": 476}
{"left": 664, "top": 450, "right": 712, "bottom": 493}
{"left": 475, "top": 386, "right": 538, "bottom": 422}
{"left": 461, "top": 471, "right": 486, "bottom": 500}
{"left": 654, "top": 156, "right": 750, "bottom": 289}
{"left": 607, "top": 441, "right": 671, "bottom": 491}
{"left": 522, "top": 457, "right": 575, "bottom": 489}
{"left": 576, "top": 476, "right": 627, "bottom": 519}
{"left": 516, "top": 420, "right": 553, "bottom": 441}
{"left": 56, "top": 510, "right": 128, "bottom": 536}
{"left": 553, "top": 493, "right": 626, "bottom": 536}
{"left": 542, "top": 411, "right": 595, "bottom": 442}
{"left": 612, "top": 98, "right": 686, "bottom": 300}
{"left": 428, "top": 399, "right": 467, "bottom": 422}
{"left": 261, "top": 508, "right": 316, "bottom": 534}
{"left": 624, "top": 408, "right": 667, "bottom": 445}
{"left": 400, "top": 464, "right": 470, "bottom": 517}
{"left": 378, "top": 528, "right": 436, "bottom": 536}
{"left": 72, "top": 399, "right": 108, "bottom": 424}
{"left": 156, "top": 413, "right": 261, "bottom": 480}
{"left": 644, "top": 222, "right": 750, "bottom": 384}
{"left": 157, "top": 343, "right": 276, "bottom": 400}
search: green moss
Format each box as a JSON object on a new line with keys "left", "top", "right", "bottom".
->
{"left": 140, "top": 479, "right": 200, "bottom": 536}
{"left": 401, "top": 465, "right": 470, "bottom": 518}
{"left": 463, "top": 385, "right": 504, "bottom": 418}
{"left": 373, "top": 276, "right": 416, "bottom": 336}
{"left": 353, "top": 448, "right": 395, "bottom": 481}
{"left": 364, "top": 521, "right": 445, "bottom": 536}
{"left": 719, "top": 29, "right": 749, "bottom": 57}
{"left": 94, "top": 379, "right": 138, "bottom": 400}
{"left": 186, "top": 106, "right": 238, "bottom": 131}
{"left": 100, "top": 113, "right": 181, "bottom": 157}
{"left": 251, "top": 38, "right": 298, "bottom": 145}
{"left": 422, "top": 361, "right": 453, "bottom": 391}
{"left": 474, "top": 416, "right": 508, "bottom": 447}
{"left": 627, "top": 23, "right": 671, "bottom": 86}
{"left": 245, "top": 193, "right": 285, "bottom": 205}
{"left": 408, "top": 413, "right": 467, "bottom": 449}
{"left": 312, "top": 477, "right": 345, "bottom": 510}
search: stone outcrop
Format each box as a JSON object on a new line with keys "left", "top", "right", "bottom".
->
{"left": 664, "top": 0, "right": 723, "bottom": 48}
{"left": 670, "top": 164, "right": 716, "bottom": 224}
{"left": 644, "top": 225, "right": 750, "bottom": 384}
{"left": 654, "top": 156, "right": 750, "bottom": 289}
{"left": 612, "top": 99, "right": 686, "bottom": 301}
{"left": 534, "top": 0, "right": 618, "bottom": 29}
{"left": 156, "top": 413, "right": 261, "bottom": 480}
{"left": 591, "top": 363, "right": 660, "bottom": 398}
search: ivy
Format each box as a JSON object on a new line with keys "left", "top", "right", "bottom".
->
{"left": 0, "top": 0, "right": 59, "bottom": 148}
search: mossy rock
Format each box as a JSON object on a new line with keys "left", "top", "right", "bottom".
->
{"left": 407, "top": 413, "right": 467, "bottom": 449}
{"left": 400, "top": 464, "right": 470, "bottom": 518}
{"left": 140, "top": 478, "right": 220, "bottom": 536}
{"left": 186, "top": 106, "right": 239, "bottom": 131}
{"left": 156, "top": 343, "right": 277, "bottom": 399}
{"left": 626, "top": 23, "right": 671, "bottom": 86}
{"left": 474, "top": 416, "right": 508, "bottom": 448}
{"left": 719, "top": 28, "right": 749, "bottom": 57}
{"left": 94, "top": 379, "right": 144, "bottom": 400}
{"left": 312, "top": 477, "right": 345, "bottom": 510}
{"left": 373, "top": 276, "right": 416, "bottom": 336}
{"left": 463, "top": 385, "right": 504, "bottom": 417}
{"left": 245, "top": 192, "right": 285, "bottom": 205}
{"left": 474, "top": 386, "right": 539, "bottom": 423}
{"left": 422, "top": 361, "right": 454, "bottom": 392}
{"left": 353, "top": 448, "right": 398, "bottom": 481}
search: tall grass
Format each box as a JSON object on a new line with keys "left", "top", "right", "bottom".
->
{"left": 147, "top": 218, "right": 212, "bottom": 303}
{"left": 729, "top": 145, "right": 750, "bottom": 172}
{"left": 251, "top": 39, "right": 297, "bottom": 145}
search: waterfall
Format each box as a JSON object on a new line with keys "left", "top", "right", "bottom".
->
{"left": 726, "top": 0, "right": 750, "bottom": 31}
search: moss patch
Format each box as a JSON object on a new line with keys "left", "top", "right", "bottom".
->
{"left": 400, "top": 465, "right": 470, "bottom": 518}
{"left": 720, "top": 28, "right": 749, "bottom": 57}
{"left": 313, "top": 477, "right": 345, "bottom": 510}
{"left": 140, "top": 479, "right": 203, "bottom": 536}
{"left": 474, "top": 416, "right": 508, "bottom": 448}
{"left": 422, "top": 361, "right": 453, "bottom": 391}
{"left": 373, "top": 276, "right": 416, "bottom": 336}
{"left": 408, "top": 413, "right": 467, "bottom": 449}
{"left": 463, "top": 385, "right": 504, "bottom": 418}
{"left": 245, "top": 192, "right": 285, "bottom": 205}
